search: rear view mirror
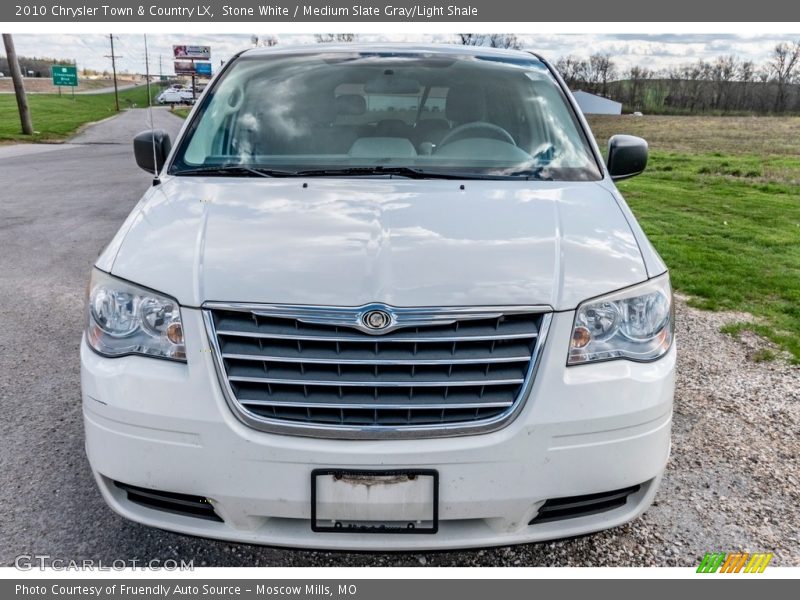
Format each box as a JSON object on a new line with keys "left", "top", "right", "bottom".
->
{"left": 133, "top": 129, "right": 172, "bottom": 174}
{"left": 364, "top": 75, "right": 421, "bottom": 94}
{"left": 607, "top": 135, "right": 648, "bottom": 181}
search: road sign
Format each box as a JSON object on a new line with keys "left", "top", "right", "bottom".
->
{"left": 51, "top": 65, "right": 78, "bottom": 87}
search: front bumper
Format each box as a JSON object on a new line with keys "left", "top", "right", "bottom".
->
{"left": 81, "top": 308, "right": 675, "bottom": 550}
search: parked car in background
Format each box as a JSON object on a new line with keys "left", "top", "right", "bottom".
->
{"left": 156, "top": 87, "right": 194, "bottom": 105}
{"left": 82, "top": 44, "right": 674, "bottom": 550}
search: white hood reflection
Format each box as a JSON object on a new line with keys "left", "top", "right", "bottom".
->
{"left": 104, "top": 178, "right": 647, "bottom": 310}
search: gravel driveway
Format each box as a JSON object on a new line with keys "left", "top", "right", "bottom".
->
{"left": 0, "top": 110, "right": 797, "bottom": 567}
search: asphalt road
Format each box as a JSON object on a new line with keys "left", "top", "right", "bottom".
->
{"left": 1, "top": 110, "right": 797, "bottom": 568}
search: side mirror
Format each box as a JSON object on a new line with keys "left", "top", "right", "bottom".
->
{"left": 133, "top": 129, "right": 171, "bottom": 174}
{"left": 607, "top": 135, "right": 648, "bottom": 181}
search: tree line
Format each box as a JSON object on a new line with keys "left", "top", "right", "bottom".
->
{"left": 316, "top": 34, "right": 800, "bottom": 114}
{"left": 18, "top": 32, "right": 788, "bottom": 115}
{"left": 556, "top": 43, "right": 800, "bottom": 114}
{"left": 0, "top": 55, "right": 75, "bottom": 78}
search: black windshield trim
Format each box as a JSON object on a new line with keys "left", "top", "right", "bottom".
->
{"left": 170, "top": 165, "right": 559, "bottom": 181}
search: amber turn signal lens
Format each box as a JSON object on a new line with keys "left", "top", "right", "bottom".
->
{"left": 166, "top": 321, "right": 184, "bottom": 345}
{"left": 571, "top": 326, "right": 591, "bottom": 349}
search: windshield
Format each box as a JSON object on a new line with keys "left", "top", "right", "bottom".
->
{"left": 170, "top": 50, "right": 602, "bottom": 180}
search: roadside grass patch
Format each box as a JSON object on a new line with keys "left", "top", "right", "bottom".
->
{"left": 620, "top": 168, "right": 800, "bottom": 362}
{"left": 589, "top": 115, "right": 800, "bottom": 362}
{"left": 0, "top": 85, "right": 161, "bottom": 142}
{"left": 171, "top": 107, "right": 191, "bottom": 119}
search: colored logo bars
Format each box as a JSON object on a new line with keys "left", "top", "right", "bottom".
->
{"left": 697, "top": 552, "right": 773, "bottom": 573}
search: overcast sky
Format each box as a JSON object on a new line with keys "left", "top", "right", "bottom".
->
{"left": 9, "top": 33, "right": 800, "bottom": 75}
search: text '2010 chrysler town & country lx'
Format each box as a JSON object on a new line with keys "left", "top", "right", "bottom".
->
{"left": 81, "top": 44, "right": 675, "bottom": 550}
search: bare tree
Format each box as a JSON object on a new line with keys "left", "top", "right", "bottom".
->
{"left": 710, "top": 55, "right": 737, "bottom": 109}
{"left": 587, "top": 54, "right": 616, "bottom": 96}
{"left": 768, "top": 41, "right": 800, "bottom": 111}
{"left": 555, "top": 55, "right": 588, "bottom": 89}
{"left": 1, "top": 34, "right": 33, "bottom": 135}
{"left": 487, "top": 34, "right": 521, "bottom": 50}
{"left": 455, "top": 34, "right": 520, "bottom": 50}
{"left": 314, "top": 34, "right": 357, "bottom": 43}
{"left": 251, "top": 35, "right": 278, "bottom": 47}
{"left": 626, "top": 66, "right": 651, "bottom": 110}
{"left": 457, "top": 33, "right": 483, "bottom": 46}
{"left": 737, "top": 60, "right": 755, "bottom": 110}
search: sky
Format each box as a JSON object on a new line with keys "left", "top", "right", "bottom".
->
{"left": 9, "top": 33, "right": 800, "bottom": 76}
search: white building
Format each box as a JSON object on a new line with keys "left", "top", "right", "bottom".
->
{"left": 572, "top": 90, "right": 622, "bottom": 115}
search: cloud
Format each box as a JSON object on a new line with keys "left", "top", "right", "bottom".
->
{"left": 6, "top": 33, "right": 800, "bottom": 74}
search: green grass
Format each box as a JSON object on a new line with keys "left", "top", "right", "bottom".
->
{"left": 586, "top": 115, "right": 800, "bottom": 362}
{"left": 171, "top": 107, "right": 191, "bottom": 119}
{"left": 613, "top": 151, "right": 800, "bottom": 362}
{"left": 0, "top": 85, "right": 162, "bottom": 142}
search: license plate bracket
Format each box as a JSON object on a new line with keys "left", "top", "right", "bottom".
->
{"left": 311, "top": 468, "right": 439, "bottom": 534}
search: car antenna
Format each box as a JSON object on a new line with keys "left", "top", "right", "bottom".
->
{"left": 144, "top": 34, "right": 160, "bottom": 186}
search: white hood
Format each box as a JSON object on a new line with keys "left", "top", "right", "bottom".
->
{"left": 101, "top": 177, "right": 647, "bottom": 310}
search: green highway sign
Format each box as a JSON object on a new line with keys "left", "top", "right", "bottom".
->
{"left": 51, "top": 65, "right": 78, "bottom": 87}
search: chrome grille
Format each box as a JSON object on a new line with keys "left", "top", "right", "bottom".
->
{"left": 204, "top": 304, "right": 551, "bottom": 439}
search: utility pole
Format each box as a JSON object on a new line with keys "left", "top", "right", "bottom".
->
{"left": 159, "top": 54, "right": 163, "bottom": 82}
{"left": 105, "top": 34, "right": 121, "bottom": 112}
{"left": 144, "top": 34, "right": 152, "bottom": 107}
{"left": 1, "top": 34, "right": 34, "bottom": 135}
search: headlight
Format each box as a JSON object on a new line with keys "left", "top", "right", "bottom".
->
{"left": 568, "top": 273, "right": 673, "bottom": 365}
{"left": 85, "top": 269, "right": 185, "bottom": 361}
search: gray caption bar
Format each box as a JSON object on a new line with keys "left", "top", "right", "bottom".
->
{"left": 3, "top": 0, "right": 800, "bottom": 22}
{"left": 2, "top": 579, "right": 787, "bottom": 600}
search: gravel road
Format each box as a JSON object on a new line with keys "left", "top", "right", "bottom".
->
{"left": 0, "top": 109, "right": 797, "bottom": 567}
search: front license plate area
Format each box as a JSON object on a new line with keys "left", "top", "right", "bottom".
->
{"left": 311, "top": 469, "right": 438, "bottom": 534}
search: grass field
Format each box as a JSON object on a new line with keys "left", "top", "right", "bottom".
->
{"left": 171, "top": 107, "right": 191, "bottom": 119}
{"left": 0, "top": 76, "right": 139, "bottom": 94}
{"left": 588, "top": 115, "right": 800, "bottom": 362}
{"left": 0, "top": 85, "right": 160, "bottom": 142}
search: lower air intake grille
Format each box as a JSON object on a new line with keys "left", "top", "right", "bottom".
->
{"left": 204, "top": 303, "right": 550, "bottom": 439}
{"left": 529, "top": 485, "right": 641, "bottom": 525}
{"left": 114, "top": 481, "right": 222, "bottom": 522}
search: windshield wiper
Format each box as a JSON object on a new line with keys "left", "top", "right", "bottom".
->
{"left": 173, "top": 165, "right": 552, "bottom": 181}
{"left": 503, "top": 167, "right": 553, "bottom": 181}
{"left": 173, "top": 165, "right": 298, "bottom": 178}
{"left": 292, "top": 166, "right": 494, "bottom": 180}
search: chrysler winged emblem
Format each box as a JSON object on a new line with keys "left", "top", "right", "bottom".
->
{"left": 362, "top": 309, "right": 391, "bottom": 331}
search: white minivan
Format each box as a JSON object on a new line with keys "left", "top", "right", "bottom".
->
{"left": 81, "top": 45, "right": 675, "bottom": 550}
{"left": 156, "top": 87, "right": 195, "bottom": 105}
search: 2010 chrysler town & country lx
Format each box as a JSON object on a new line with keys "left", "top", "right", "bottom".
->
{"left": 81, "top": 44, "right": 675, "bottom": 550}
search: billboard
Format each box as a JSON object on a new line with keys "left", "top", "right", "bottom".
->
{"left": 194, "top": 62, "right": 212, "bottom": 77}
{"left": 173, "top": 45, "right": 210, "bottom": 59}
{"left": 173, "top": 61, "right": 195, "bottom": 75}
{"left": 174, "top": 61, "right": 212, "bottom": 76}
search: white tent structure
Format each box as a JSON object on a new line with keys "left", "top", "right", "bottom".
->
{"left": 572, "top": 90, "right": 622, "bottom": 115}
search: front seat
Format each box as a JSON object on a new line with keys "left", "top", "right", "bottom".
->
{"left": 444, "top": 84, "right": 487, "bottom": 127}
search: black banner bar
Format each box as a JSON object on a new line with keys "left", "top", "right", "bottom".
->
{"left": 3, "top": 0, "right": 800, "bottom": 22}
